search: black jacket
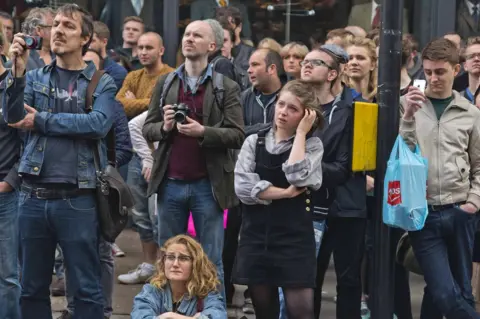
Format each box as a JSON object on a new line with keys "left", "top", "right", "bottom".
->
{"left": 311, "top": 86, "right": 353, "bottom": 220}
{"left": 241, "top": 87, "right": 280, "bottom": 136}
{"left": 327, "top": 87, "right": 367, "bottom": 218}
{"left": 232, "top": 42, "right": 255, "bottom": 72}
{"left": 209, "top": 51, "right": 236, "bottom": 83}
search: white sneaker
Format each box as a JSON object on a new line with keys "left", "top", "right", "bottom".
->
{"left": 117, "top": 263, "right": 155, "bottom": 284}
{"left": 111, "top": 243, "right": 125, "bottom": 257}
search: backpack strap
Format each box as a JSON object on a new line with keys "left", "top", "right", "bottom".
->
{"left": 159, "top": 72, "right": 177, "bottom": 108}
{"left": 212, "top": 71, "right": 225, "bottom": 110}
{"left": 85, "top": 70, "right": 116, "bottom": 167}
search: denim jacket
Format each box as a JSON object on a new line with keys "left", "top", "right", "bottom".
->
{"left": 131, "top": 284, "right": 226, "bottom": 319}
{"left": 1, "top": 60, "right": 117, "bottom": 188}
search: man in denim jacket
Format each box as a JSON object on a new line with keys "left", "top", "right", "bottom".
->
{"left": 3, "top": 4, "right": 116, "bottom": 318}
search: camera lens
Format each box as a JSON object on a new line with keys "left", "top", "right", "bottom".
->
{"left": 174, "top": 112, "right": 186, "bottom": 124}
{"left": 25, "top": 37, "right": 35, "bottom": 47}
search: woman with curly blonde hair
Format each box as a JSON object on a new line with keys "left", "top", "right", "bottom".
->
{"left": 131, "top": 235, "right": 226, "bottom": 319}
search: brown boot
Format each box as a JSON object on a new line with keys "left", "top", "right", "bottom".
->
{"left": 50, "top": 277, "right": 66, "bottom": 297}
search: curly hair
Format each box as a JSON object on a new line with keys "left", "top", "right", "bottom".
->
{"left": 346, "top": 37, "right": 378, "bottom": 101}
{"left": 22, "top": 7, "right": 55, "bottom": 35}
{"left": 280, "top": 80, "right": 325, "bottom": 131}
{"left": 150, "top": 235, "right": 220, "bottom": 299}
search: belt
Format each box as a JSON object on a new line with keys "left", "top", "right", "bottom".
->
{"left": 428, "top": 201, "right": 466, "bottom": 212}
{"left": 21, "top": 184, "right": 94, "bottom": 200}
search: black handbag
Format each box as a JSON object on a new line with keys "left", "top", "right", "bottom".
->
{"left": 86, "top": 70, "right": 135, "bottom": 242}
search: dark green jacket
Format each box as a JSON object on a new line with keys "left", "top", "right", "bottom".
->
{"left": 142, "top": 66, "right": 244, "bottom": 209}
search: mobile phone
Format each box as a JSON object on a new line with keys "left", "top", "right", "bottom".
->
{"left": 413, "top": 79, "right": 426, "bottom": 93}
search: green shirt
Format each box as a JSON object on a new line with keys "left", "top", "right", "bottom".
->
{"left": 430, "top": 96, "right": 454, "bottom": 120}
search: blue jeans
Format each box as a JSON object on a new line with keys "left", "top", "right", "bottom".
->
{"left": 0, "top": 191, "right": 20, "bottom": 319}
{"left": 157, "top": 178, "right": 225, "bottom": 296}
{"left": 18, "top": 191, "right": 103, "bottom": 319}
{"left": 278, "top": 220, "right": 325, "bottom": 319}
{"left": 128, "top": 154, "right": 157, "bottom": 243}
{"left": 66, "top": 237, "right": 114, "bottom": 317}
{"left": 409, "top": 207, "right": 480, "bottom": 319}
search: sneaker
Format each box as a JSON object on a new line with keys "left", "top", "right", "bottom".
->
{"left": 242, "top": 297, "right": 255, "bottom": 314}
{"left": 111, "top": 243, "right": 125, "bottom": 257}
{"left": 57, "top": 310, "right": 72, "bottom": 319}
{"left": 117, "top": 263, "right": 155, "bottom": 284}
{"left": 50, "top": 277, "right": 66, "bottom": 297}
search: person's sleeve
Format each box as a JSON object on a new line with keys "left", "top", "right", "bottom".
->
{"left": 143, "top": 75, "right": 170, "bottom": 143}
{"left": 113, "top": 101, "right": 133, "bottom": 167}
{"left": 116, "top": 72, "right": 151, "bottom": 119}
{"left": 131, "top": 284, "right": 163, "bottom": 319}
{"left": 467, "top": 116, "right": 480, "bottom": 209}
{"left": 199, "top": 83, "right": 245, "bottom": 149}
{"left": 234, "top": 134, "right": 273, "bottom": 205}
{"left": 197, "top": 291, "right": 227, "bottom": 319}
{"left": 3, "top": 70, "right": 33, "bottom": 124}
{"left": 33, "top": 74, "right": 116, "bottom": 139}
{"left": 129, "top": 111, "right": 154, "bottom": 168}
{"left": 283, "top": 137, "right": 324, "bottom": 190}
{"left": 399, "top": 98, "right": 418, "bottom": 151}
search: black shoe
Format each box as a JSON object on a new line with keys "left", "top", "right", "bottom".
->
{"left": 50, "top": 277, "right": 66, "bottom": 297}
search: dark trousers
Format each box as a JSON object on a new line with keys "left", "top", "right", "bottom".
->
{"left": 365, "top": 196, "right": 413, "bottom": 319}
{"left": 223, "top": 204, "right": 242, "bottom": 303}
{"left": 409, "top": 207, "right": 480, "bottom": 319}
{"left": 314, "top": 217, "right": 366, "bottom": 319}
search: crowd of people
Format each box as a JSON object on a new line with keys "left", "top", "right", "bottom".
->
{"left": 1, "top": 1, "right": 480, "bottom": 319}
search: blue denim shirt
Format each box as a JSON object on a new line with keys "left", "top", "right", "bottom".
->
{"left": 131, "top": 284, "right": 226, "bottom": 319}
{"left": 1, "top": 60, "right": 117, "bottom": 188}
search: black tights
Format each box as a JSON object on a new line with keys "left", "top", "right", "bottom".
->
{"left": 248, "top": 285, "right": 315, "bottom": 319}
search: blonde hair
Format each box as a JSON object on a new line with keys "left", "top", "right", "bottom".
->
{"left": 346, "top": 37, "right": 378, "bottom": 101}
{"left": 258, "top": 37, "right": 282, "bottom": 54}
{"left": 280, "top": 80, "right": 325, "bottom": 130}
{"left": 280, "top": 42, "right": 309, "bottom": 60}
{"left": 150, "top": 235, "right": 220, "bottom": 299}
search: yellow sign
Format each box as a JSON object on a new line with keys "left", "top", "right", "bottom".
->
{"left": 351, "top": 102, "right": 378, "bottom": 172}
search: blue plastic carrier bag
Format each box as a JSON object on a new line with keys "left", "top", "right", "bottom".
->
{"left": 383, "top": 135, "right": 428, "bottom": 231}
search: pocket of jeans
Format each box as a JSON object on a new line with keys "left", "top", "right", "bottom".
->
{"left": 66, "top": 196, "right": 96, "bottom": 211}
{"left": 455, "top": 205, "right": 477, "bottom": 217}
{"left": 0, "top": 190, "right": 17, "bottom": 207}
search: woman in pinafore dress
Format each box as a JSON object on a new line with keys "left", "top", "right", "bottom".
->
{"left": 233, "top": 80, "right": 325, "bottom": 319}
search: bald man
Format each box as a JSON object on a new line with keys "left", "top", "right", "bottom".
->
{"left": 116, "top": 32, "right": 175, "bottom": 119}
{"left": 142, "top": 19, "right": 244, "bottom": 302}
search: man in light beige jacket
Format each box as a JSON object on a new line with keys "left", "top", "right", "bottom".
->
{"left": 401, "top": 37, "right": 480, "bottom": 319}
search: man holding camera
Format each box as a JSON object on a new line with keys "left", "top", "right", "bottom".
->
{"left": 143, "top": 19, "right": 244, "bottom": 293}
{"left": 3, "top": 4, "right": 117, "bottom": 318}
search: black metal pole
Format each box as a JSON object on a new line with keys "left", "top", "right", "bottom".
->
{"left": 163, "top": 0, "right": 179, "bottom": 68}
{"left": 370, "top": 0, "right": 404, "bottom": 318}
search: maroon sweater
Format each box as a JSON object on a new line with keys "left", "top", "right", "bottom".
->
{"left": 167, "top": 81, "right": 208, "bottom": 180}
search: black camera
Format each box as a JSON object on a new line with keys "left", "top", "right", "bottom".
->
{"left": 172, "top": 103, "right": 190, "bottom": 124}
{"left": 23, "top": 35, "right": 42, "bottom": 50}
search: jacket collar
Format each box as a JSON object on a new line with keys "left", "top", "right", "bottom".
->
{"left": 43, "top": 59, "right": 97, "bottom": 81}
{"left": 174, "top": 63, "right": 213, "bottom": 86}
{"left": 162, "top": 283, "right": 194, "bottom": 314}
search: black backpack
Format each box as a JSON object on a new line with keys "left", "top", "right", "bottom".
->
{"left": 210, "top": 56, "right": 250, "bottom": 92}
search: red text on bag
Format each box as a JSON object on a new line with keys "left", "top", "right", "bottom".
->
{"left": 388, "top": 181, "right": 402, "bottom": 205}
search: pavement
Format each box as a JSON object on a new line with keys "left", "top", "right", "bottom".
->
{"left": 51, "top": 229, "right": 426, "bottom": 319}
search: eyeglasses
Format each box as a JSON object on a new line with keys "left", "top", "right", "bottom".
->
{"left": 466, "top": 53, "right": 480, "bottom": 60}
{"left": 300, "top": 59, "right": 333, "bottom": 69}
{"left": 164, "top": 254, "right": 193, "bottom": 263}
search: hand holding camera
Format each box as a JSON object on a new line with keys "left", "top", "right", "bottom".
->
{"left": 9, "top": 33, "right": 42, "bottom": 76}
{"left": 163, "top": 103, "right": 204, "bottom": 137}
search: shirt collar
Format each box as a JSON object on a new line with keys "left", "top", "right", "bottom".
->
{"left": 174, "top": 63, "right": 213, "bottom": 86}
{"left": 44, "top": 59, "right": 96, "bottom": 80}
